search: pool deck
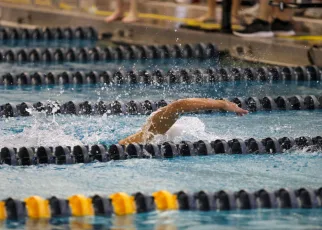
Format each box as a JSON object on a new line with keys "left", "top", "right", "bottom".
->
{"left": 0, "top": 1, "right": 321, "bottom": 66}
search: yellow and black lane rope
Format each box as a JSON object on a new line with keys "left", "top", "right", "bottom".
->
{"left": 0, "top": 188, "right": 321, "bottom": 220}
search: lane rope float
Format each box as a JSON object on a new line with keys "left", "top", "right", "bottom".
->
{"left": 0, "top": 26, "right": 98, "bottom": 41}
{"left": 0, "top": 186, "right": 321, "bottom": 220}
{"left": 1, "top": 66, "right": 321, "bottom": 86}
{"left": 0, "top": 135, "right": 321, "bottom": 166}
{"left": 0, "top": 94, "right": 321, "bottom": 118}
{"left": 0, "top": 43, "right": 218, "bottom": 64}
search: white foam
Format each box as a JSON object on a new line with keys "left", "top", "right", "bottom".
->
{"left": 152, "top": 116, "right": 219, "bottom": 143}
{"left": 0, "top": 112, "right": 82, "bottom": 148}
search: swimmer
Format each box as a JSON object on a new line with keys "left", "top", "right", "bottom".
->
{"left": 119, "top": 98, "right": 248, "bottom": 145}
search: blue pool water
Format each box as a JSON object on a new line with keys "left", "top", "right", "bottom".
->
{"left": 0, "top": 58, "right": 221, "bottom": 74}
{"left": 1, "top": 110, "right": 322, "bottom": 147}
{"left": 0, "top": 58, "right": 321, "bottom": 229}
{"left": 0, "top": 81, "right": 321, "bottom": 104}
{"left": 2, "top": 209, "right": 322, "bottom": 230}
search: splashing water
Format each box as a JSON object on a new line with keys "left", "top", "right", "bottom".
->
{"left": 1, "top": 108, "right": 322, "bottom": 152}
{"left": 0, "top": 112, "right": 216, "bottom": 148}
{"left": 0, "top": 111, "right": 82, "bottom": 148}
{"left": 153, "top": 116, "right": 219, "bottom": 143}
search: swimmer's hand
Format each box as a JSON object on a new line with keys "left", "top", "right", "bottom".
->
{"left": 223, "top": 101, "right": 248, "bottom": 116}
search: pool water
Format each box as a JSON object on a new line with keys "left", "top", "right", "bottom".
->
{"left": 0, "top": 55, "right": 321, "bottom": 229}
{"left": 1, "top": 110, "right": 322, "bottom": 147}
{"left": 0, "top": 58, "right": 220, "bottom": 74}
{"left": 0, "top": 81, "right": 321, "bottom": 104}
{"left": 3, "top": 209, "right": 322, "bottom": 230}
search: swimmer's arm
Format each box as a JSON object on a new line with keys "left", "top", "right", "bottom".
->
{"left": 119, "top": 132, "right": 145, "bottom": 145}
{"left": 119, "top": 99, "right": 248, "bottom": 145}
{"left": 164, "top": 98, "right": 249, "bottom": 115}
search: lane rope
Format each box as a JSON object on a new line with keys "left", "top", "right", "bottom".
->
{"left": 0, "top": 66, "right": 321, "bottom": 86}
{"left": 1, "top": 135, "right": 321, "bottom": 166}
{"left": 0, "top": 43, "right": 218, "bottom": 63}
{"left": 0, "top": 94, "right": 321, "bottom": 118}
{"left": 0, "top": 187, "right": 321, "bottom": 220}
{"left": 0, "top": 26, "right": 98, "bottom": 41}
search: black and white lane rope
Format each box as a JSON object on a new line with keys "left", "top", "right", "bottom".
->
{"left": 0, "top": 26, "right": 98, "bottom": 41}
{"left": 0, "top": 94, "right": 320, "bottom": 118}
{"left": 1, "top": 66, "right": 320, "bottom": 86}
{"left": 0, "top": 136, "right": 321, "bottom": 166}
{"left": 0, "top": 43, "right": 218, "bottom": 63}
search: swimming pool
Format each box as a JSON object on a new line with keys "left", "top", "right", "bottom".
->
{"left": 0, "top": 42, "right": 321, "bottom": 229}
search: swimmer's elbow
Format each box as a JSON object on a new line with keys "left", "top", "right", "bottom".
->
{"left": 167, "top": 99, "right": 186, "bottom": 114}
{"left": 118, "top": 137, "right": 135, "bottom": 145}
{"left": 169, "top": 98, "right": 226, "bottom": 113}
{"left": 119, "top": 132, "right": 145, "bottom": 145}
{"left": 169, "top": 98, "right": 202, "bottom": 114}
{"left": 118, "top": 139, "right": 127, "bottom": 145}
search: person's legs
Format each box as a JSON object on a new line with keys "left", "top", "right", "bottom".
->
{"left": 271, "top": 0, "right": 295, "bottom": 35}
{"left": 255, "top": 0, "right": 293, "bottom": 22}
{"left": 234, "top": 0, "right": 294, "bottom": 37}
{"left": 273, "top": 0, "right": 293, "bottom": 21}
{"left": 233, "top": 0, "right": 273, "bottom": 38}
{"left": 196, "top": 0, "right": 217, "bottom": 22}
{"left": 105, "top": 0, "right": 124, "bottom": 23}
{"left": 231, "top": 0, "right": 241, "bottom": 24}
{"left": 257, "top": 0, "right": 271, "bottom": 21}
{"left": 122, "top": 0, "right": 139, "bottom": 23}
{"left": 105, "top": 0, "right": 139, "bottom": 23}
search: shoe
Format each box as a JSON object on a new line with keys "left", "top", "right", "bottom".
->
{"left": 271, "top": 18, "right": 295, "bottom": 36}
{"left": 233, "top": 18, "right": 274, "bottom": 38}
